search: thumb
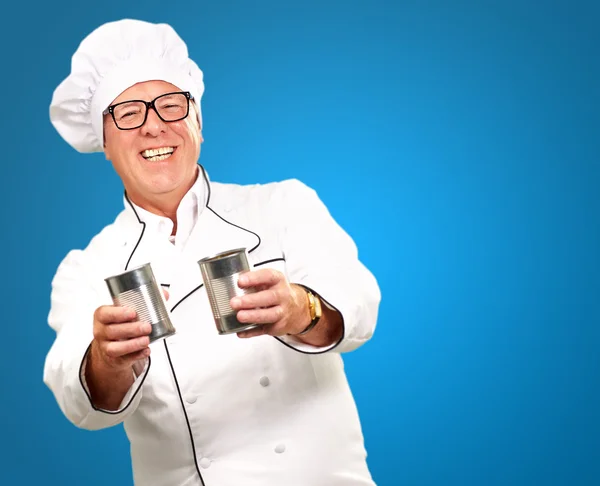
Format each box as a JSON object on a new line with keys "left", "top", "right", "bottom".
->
{"left": 162, "top": 288, "right": 170, "bottom": 301}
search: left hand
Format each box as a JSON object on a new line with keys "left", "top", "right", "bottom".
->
{"left": 230, "top": 268, "right": 310, "bottom": 338}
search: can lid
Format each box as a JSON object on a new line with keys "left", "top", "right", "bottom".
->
{"left": 198, "top": 248, "right": 250, "bottom": 280}
{"left": 197, "top": 247, "right": 248, "bottom": 264}
{"left": 105, "top": 262, "right": 156, "bottom": 295}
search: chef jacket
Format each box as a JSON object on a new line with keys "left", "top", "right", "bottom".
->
{"left": 43, "top": 166, "right": 381, "bottom": 486}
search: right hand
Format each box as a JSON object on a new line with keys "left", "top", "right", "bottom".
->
{"left": 90, "top": 305, "right": 152, "bottom": 372}
{"left": 90, "top": 289, "right": 169, "bottom": 372}
{"left": 85, "top": 290, "right": 170, "bottom": 410}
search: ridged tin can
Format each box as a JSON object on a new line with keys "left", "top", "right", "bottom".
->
{"left": 104, "top": 263, "right": 176, "bottom": 343}
{"left": 198, "top": 248, "right": 260, "bottom": 335}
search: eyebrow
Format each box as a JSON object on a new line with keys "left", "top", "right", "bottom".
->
{"left": 156, "top": 94, "right": 179, "bottom": 100}
{"left": 115, "top": 101, "right": 142, "bottom": 108}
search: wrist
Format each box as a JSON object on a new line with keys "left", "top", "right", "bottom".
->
{"left": 289, "top": 284, "right": 311, "bottom": 333}
{"left": 291, "top": 285, "right": 322, "bottom": 336}
{"left": 86, "top": 340, "right": 135, "bottom": 410}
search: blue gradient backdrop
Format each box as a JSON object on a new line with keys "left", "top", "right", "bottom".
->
{"left": 1, "top": 1, "right": 598, "bottom": 485}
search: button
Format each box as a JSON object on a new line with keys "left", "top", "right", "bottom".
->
{"left": 185, "top": 395, "right": 197, "bottom": 404}
{"left": 199, "top": 457, "right": 211, "bottom": 469}
{"left": 274, "top": 444, "right": 286, "bottom": 454}
{"left": 259, "top": 376, "right": 270, "bottom": 387}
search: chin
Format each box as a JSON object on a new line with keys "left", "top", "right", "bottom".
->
{"left": 147, "top": 179, "right": 181, "bottom": 195}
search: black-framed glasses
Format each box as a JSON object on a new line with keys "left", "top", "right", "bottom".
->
{"left": 102, "top": 91, "right": 194, "bottom": 130}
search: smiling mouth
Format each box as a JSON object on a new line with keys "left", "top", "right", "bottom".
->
{"left": 141, "top": 146, "right": 175, "bottom": 162}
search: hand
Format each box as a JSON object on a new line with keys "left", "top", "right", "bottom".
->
{"left": 230, "top": 269, "right": 310, "bottom": 338}
{"left": 90, "top": 288, "right": 169, "bottom": 371}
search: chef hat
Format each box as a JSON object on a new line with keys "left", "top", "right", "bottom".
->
{"left": 49, "top": 19, "right": 205, "bottom": 153}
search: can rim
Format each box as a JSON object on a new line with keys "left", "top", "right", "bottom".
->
{"left": 197, "top": 247, "right": 248, "bottom": 265}
{"left": 104, "top": 262, "right": 152, "bottom": 282}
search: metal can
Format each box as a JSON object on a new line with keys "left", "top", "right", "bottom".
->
{"left": 198, "top": 248, "right": 260, "bottom": 335}
{"left": 104, "top": 263, "right": 176, "bottom": 343}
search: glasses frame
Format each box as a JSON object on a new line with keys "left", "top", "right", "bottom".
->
{"left": 102, "top": 91, "right": 194, "bottom": 130}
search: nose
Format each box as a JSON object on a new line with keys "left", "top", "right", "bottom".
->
{"left": 140, "top": 107, "right": 167, "bottom": 137}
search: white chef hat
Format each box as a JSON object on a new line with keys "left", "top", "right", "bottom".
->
{"left": 49, "top": 19, "right": 205, "bottom": 153}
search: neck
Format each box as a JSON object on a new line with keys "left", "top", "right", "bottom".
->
{"left": 126, "top": 167, "right": 199, "bottom": 236}
{"left": 129, "top": 192, "right": 180, "bottom": 235}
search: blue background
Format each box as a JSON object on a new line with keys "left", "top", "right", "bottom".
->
{"left": 1, "top": 0, "right": 598, "bottom": 484}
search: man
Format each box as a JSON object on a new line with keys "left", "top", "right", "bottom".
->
{"left": 44, "top": 19, "right": 381, "bottom": 486}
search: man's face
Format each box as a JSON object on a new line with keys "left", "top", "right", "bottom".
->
{"left": 103, "top": 80, "right": 202, "bottom": 204}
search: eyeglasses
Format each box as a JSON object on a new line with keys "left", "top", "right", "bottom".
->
{"left": 103, "top": 91, "right": 194, "bottom": 130}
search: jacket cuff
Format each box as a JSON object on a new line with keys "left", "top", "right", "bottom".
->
{"left": 276, "top": 278, "right": 371, "bottom": 354}
{"left": 75, "top": 343, "right": 150, "bottom": 428}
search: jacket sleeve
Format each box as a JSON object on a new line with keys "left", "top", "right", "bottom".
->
{"left": 274, "top": 179, "right": 381, "bottom": 354}
{"left": 43, "top": 249, "right": 150, "bottom": 431}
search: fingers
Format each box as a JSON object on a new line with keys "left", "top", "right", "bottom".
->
{"left": 231, "top": 270, "right": 293, "bottom": 337}
{"left": 102, "top": 335, "right": 151, "bottom": 359}
{"left": 162, "top": 288, "right": 170, "bottom": 300}
{"left": 238, "top": 269, "right": 283, "bottom": 289}
{"left": 95, "top": 321, "right": 152, "bottom": 342}
{"left": 97, "top": 343, "right": 151, "bottom": 369}
{"left": 230, "top": 288, "right": 281, "bottom": 310}
{"left": 95, "top": 305, "right": 137, "bottom": 325}
{"left": 93, "top": 302, "right": 153, "bottom": 364}
{"left": 236, "top": 306, "right": 284, "bottom": 325}
{"left": 237, "top": 326, "right": 268, "bottom": 339}
{"left": 121, "top": 347, "right": 152, "bottom": 363}
{"left": 236, "top": 319, "right": 289, "bottom": 338}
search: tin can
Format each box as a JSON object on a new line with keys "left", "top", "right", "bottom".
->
{"left": 198, "top": 248, "right": 260, "bottom": 335}
{"left": 104, "top": 263, "right": 176, "bottom": 343}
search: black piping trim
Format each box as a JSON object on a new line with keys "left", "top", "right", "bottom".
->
{"left": 123, "top": 189, "right": 206, "bottom": 486}
{"left": 164, "top": 340, "right": 205, "bottom": 486}
{"left": 78, "top": 342, "right": 152, "bottom": 414}
{"left": 124, "top": 192, "right": 146, "bottom": 271}
{"left": 274, "top": 289, "right": 346, "bottom": 355}
{"left": 206, "top": 205, "right": 261, "bottom": 253}
{"left": 199, "top": 163, "right": 262, "bottom": 253}
{"left": 125, "top": 191, "right": 146, "bottom": 270}
{"left": 254, "top": 257, "right": 286, "bottom": 267}
{"left": 166, "top": 163, "right": 263, "bottom": 313}
{"left": 170, "top": 284, "right": 204, "bottom": 313}
{"left": 121, "top": 164, "right": 272, "bottom": 486}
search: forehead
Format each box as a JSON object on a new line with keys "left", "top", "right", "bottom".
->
{"left": 111, "top": 80, "right": 183, "bottom": 104}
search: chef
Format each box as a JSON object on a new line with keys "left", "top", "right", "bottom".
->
{"left": 44, "top": 18, "right": 381, "bottom": 486}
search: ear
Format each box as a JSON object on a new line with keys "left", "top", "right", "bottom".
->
{"left": 191, "top": 100, "right": 202, "bottom": 131}
{"left": 103, "top": 141, "right": 112, "bottom": 161}
{"left": 196, "top": 114, "right": 204, "bottom": 143}
{"left": 102, "top": 122, "right": 112, "bottom": 160}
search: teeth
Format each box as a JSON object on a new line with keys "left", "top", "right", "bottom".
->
{"left": 142, "top": 147, "right": 174, "bottom": 158}
{"left": 145, "top": 153, "right": 172, "bottom": 162}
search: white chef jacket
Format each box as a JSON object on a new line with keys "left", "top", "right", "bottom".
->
{"left": 43, "top": 165, "right": 381, "bottom": 486}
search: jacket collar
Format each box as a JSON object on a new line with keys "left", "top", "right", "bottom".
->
{"left": 122, "top": 165, "right": 207, "bottom": 240}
